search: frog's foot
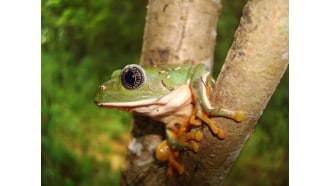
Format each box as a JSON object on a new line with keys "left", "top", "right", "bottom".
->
{"left": 199, "top": 110, "right": 226, "bottom": 139}
{"left": 208, "top": 108, "right": 245, "bottom": 122}
{"left": 166, "top": 117, "right": 203, "bottom": 152}
{"left": 186, "top": 140, "right": 200, "bottom": 153}
{"left": 155, "top": 140, "right": 185, "bottom": 176}
{"left": 167, "top": 151, "right": 184, "bottom": 176}
{"left": 166, "top": 129, "right": 202, "bottom": 152}
{"left": 232, "top": 110, "right": 245, "bottom": 122}
{"left": 180, "top": 130, "right": 203, "bottom": 152}
{"left": 155, "top": 128, "right": 204, "bottom": 176}
{"left": 184, "top": 130, "right": 203, "bottom": 142}
{"left": 189, "top": 105, "right": 225, "bottom": 139}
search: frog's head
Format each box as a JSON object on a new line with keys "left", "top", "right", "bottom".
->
{"left": 94, "top": 64, "right": 170, "bottom": 107}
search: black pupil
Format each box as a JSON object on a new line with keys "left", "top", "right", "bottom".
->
{"left": 121, "top": 66, "right": 145, "bottom": 89}
{"left": 124, "top": 71, "right": 135, "bottom": 86}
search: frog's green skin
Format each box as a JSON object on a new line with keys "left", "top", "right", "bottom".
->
{"left": 94, "top": 63, "right": 244, "bottom": 175}
{"left": 95, "top": 64, "right": 197, "bottom": 123}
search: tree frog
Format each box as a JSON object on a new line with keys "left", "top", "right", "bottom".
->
{"left": 94, "top": 63, "right": 244, "bottom": 176}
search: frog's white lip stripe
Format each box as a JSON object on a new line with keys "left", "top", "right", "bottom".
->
{"left": 97, "top": 97, "right": 160, "bottom": 107}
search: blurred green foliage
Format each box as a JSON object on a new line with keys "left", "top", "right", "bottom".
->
{"left": 41, "top": 0, "right": 288, "bottom": 185}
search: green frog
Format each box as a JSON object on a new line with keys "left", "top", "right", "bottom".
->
{"left": 94, "top": 63, "right": 244, "bottom": 176}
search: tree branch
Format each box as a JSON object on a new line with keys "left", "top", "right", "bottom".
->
{"left": 171, "top": 0, "right": 288, "bottom": 185}
{"left": 121, "top": 1, "right": 221, "bottom": 185}
{"left": 120, "top": 0, "right": 288, "bottom": 185}
{"left": 139, "top": 0, "right": 221, "bottom": 69}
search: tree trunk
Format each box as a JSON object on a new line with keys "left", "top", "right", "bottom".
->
{"left": 120, "top": 0, "right": 288, "bottom": 185}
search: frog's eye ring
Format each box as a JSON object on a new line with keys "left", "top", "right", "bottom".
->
{"left": 121, "top": 64, "right": 145, "bottom": 90}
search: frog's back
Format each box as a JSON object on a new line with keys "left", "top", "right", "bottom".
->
{"left": 144, "top": 64, "right": 194, "bottom": 89}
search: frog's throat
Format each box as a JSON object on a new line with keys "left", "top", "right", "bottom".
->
{"left": 97, "top": 84, "right": 192, "bottom": 118}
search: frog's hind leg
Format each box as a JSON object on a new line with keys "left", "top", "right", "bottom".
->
{"left": 166, "top": 115, "right": 203, "bottom": 150}
{"left": 166, "top": 129, "right": 202, "bottom": 152}
{"left": 167, "top": 150, "right": 184, "bottom": 176}
{"left": 155, "top": 140, "right": 185, "bottom": 176}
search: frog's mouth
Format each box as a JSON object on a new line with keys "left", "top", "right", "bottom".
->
{"left": 96, "top": 97, "right": 159, "bottom": 108}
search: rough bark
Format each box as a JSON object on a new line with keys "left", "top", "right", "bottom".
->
{"left": 120, "top": 0, "right": 288, "bottom": 185}
{"left": 139, "top": 0, "right": 221, "bottom": 69}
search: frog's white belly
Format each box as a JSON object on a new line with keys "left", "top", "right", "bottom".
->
{"left": 128, "top": 84, "right": 192, "bottom": 117}
{"left": 129, "top": 84, "right": 194, "bottom": 129}
{"left": 130, "top": 84, "right": 193, "bottom": 123}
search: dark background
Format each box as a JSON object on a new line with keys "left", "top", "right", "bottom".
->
{"left": 41, "top": 0, "right": 288, "bottom": 185}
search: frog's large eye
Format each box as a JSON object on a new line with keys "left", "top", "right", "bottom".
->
{"left": 120, "top": 64, "right": 145, "bottom": 90}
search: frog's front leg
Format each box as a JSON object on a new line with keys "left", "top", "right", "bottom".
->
{"left": 191, "top": 73, "right": 245, "bottom": 139}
